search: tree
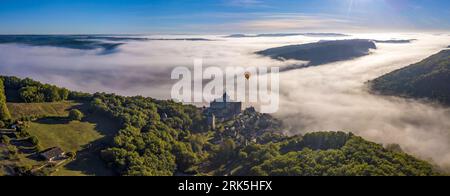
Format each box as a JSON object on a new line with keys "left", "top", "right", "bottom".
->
{"left": 385, "top": 143, "right": 403, "bottom": 153}
{"left": 1, "top": 135, "right": 11, "bottom": 145}
{"left": 59, "top": 88, "right": 70, "bottom": 100}
{"left": 28, "top": 136, "right": 40, "bottom": 146}
{"left": 173, "top": 142, "right": 199, "bottom": 172}
{"left": 19, "top": 86, "right": 45, "bottom": 103}
{"left": 213, "top": 139, "right": 237, "bottom": 165}
{"left": 69, "top": 109, "right": 84, "bottom": 121}
{"left": 0, "top": 79, "right": 11, "bottom": 120}
{"left": 43, "top": 85, "right": 62, "bottom": 102}
{"left": 0, "top": 76, "right": 88, "bottom": 103}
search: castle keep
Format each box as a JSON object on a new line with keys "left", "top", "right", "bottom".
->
{"left": 204, "top": 92, "right": 242, "bottom": 128}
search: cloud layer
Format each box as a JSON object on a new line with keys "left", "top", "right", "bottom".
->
{"left": 1, "top": 33, "right": 450, "bottom": 169}
{"left": 275, "top": 34, "right": 450, "bottom": 167}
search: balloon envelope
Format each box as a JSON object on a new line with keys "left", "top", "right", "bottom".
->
{"left": 244, "top": 72, "right": 251, "bottom": 80}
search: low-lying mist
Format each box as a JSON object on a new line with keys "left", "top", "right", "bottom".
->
{"left": 275, "top": 34, "right": 450, "bottom": 168}
{"left": 1, "top": 33, "right": 450, "bottom": 168}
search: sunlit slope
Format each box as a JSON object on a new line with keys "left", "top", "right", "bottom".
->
{"left": 6, "top": 102, "right": 78, "bottom": 120}
{"left": 371, "top": 50, "right": 450, "bottom": 105}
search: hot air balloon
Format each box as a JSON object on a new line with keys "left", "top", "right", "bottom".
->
{"left": 244, "top": 72, "right": 251, "bottom": 80}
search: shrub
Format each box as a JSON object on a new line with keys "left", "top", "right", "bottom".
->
{"left": 1, "top": 135, "right": 11, "bottom": 145}
{"left": 17, "top": 128, "right": 31, "bottom": 138}
{"left": 7, "top": 145, "right": 19, "bottom": 159}
{"left": 28, "top": 136, "right": 40, "bottom": 146}
{"left": 69, "top": 109, "right": 84, "bottom": 121}
{"left": 66, "top": 152, "right": 76, "bottom": 159}
{"left": 13, "top": 164, "right": 33, "bottom": 176}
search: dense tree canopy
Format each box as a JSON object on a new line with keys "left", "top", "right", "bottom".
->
{"left": 0, "top": 79, "right": 11, "bottom": 120}
{"left": 244, "top": 133, "right": 437, "bottom": 176}
{"left": 89, "top": 92, "right": 440, "bottom": 176}
{"left": 0, "top": 75, "right": 441, "bottom": 176}
{"left": 0, "top": 76, "right": 84, "bottom": 103}
{"left": 91, "top": 93, "right": 206, "bottom": 175}
{"left": 206, "top": 132, "right": 438, "bottom": 176}
{"left": 371, "top": 50, "right": 450, "bottom": 105}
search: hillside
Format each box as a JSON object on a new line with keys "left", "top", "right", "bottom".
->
{"left": 0, "top": 76, "right": 442, "bottom": 176}
{"left": 0, "top": 35, "right": 212, "bottom": 56}
{"left": 370, "top": 50, "right": 450, "bottom": 105}
{"left": 1, "top": 101, "right": 119, "bottom": 176}
{"left": 226, "top": 33, "right": 349, "bottom": 38}
{"left": 373, "top": 39, "right": 415, "bottom": 44}
{"left": 7, "top": 102, "right": 78, "bottom": 120}
{"left": 256, "top": 39, "right": 376, "bottom": 66}
{"left": 210, "top": 132, "right": 438, "bottom": 176}
{"left": 0, "top": 35, "right": 123, "bottom": 54}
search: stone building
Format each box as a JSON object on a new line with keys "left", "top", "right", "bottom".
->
{"left": 204, "top": 92, "right": 242, "bottom": 128}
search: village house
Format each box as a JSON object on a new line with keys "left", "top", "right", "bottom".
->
{"left": 39, "top": 147, "right": 65, "bottom": 162}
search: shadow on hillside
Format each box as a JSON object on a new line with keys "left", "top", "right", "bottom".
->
{"left": 59, "top": 102, "right": 121, "bottom": 176}
{"left": 35, "top": 117, "right": 71, "bottom": 125}
{"left": 69, "top": 102, "right": 120, "bottom": 138}
{"left": 26, "top": 153, "right": 41, "bottom": 161}
{"left": 63, "top": 139, "right": 116, "bottom": 176}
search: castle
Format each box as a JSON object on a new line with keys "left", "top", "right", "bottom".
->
{"left": 204, "top": 92, "right": 242, "bottom": 129}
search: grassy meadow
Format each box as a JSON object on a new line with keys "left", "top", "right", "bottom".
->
{"left": 3, "top": 101, "right": 120, "bottom": 176}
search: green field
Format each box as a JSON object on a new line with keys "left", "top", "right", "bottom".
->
{"left": 4, "top": 101, "right": 120, "bottom": 176}
{"left": 7, "top": 101, "right": 78, "bottom": 120}
{"left": 28, "top": 120, "right": 102, "bottom": 153}
{"left": 28, "top": 117, "right": 117, "bottom": 176}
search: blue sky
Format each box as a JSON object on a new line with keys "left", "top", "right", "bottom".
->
{"left": 0, "top": 0, "right": 449, "bottom": 34}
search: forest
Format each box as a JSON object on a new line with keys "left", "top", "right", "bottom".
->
{"left": 371, "top": 50, "right": 450, "bottom": 106}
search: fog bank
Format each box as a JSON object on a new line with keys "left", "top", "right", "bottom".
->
{"left": 1, "top": 33, "right": 450, "bottom": 168}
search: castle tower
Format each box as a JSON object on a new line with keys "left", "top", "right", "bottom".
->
{"left": 208, "top": 114, "right": 216, "bottom": 130}
{"left": 223, "top": 92, "right": 227, "bottom": 103}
